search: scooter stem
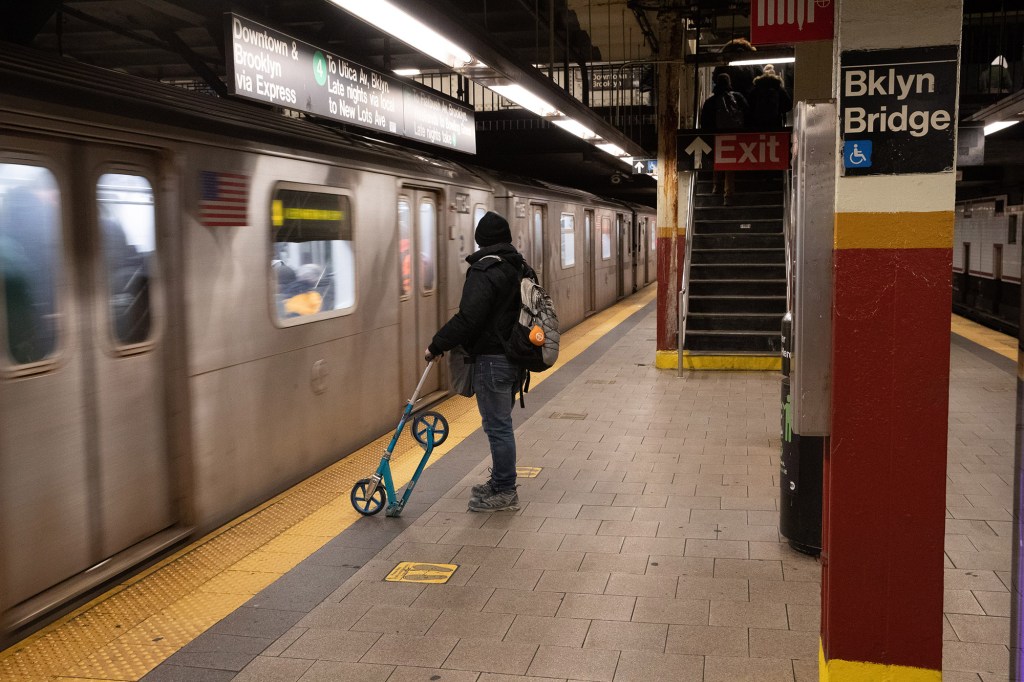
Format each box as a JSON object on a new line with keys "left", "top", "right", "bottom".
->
{"left": 407, "top": 360, "right": 435, "bottom": 407}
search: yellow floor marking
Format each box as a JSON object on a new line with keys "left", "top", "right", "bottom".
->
{"left": 951, "top": 313, "right": 1017, "bottom": 360}
{"left": 385, "top": 562, "right": 458, "bottom": 584}
{"left": 0, "top": 285, "right": 656, "bottom": 681}
{"left": 516, "top": 466, "right": 542, "bottom": 478}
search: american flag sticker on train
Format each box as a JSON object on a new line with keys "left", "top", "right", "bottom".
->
{"left": 199, "top": 171, "right": 249, "bottom": 227}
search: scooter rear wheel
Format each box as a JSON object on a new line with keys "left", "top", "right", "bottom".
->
{"left": 412, "top": 411, "right": 449, "bottom": 447}
{"left": 350, "top": 478, "right": 386, "bottom": 515}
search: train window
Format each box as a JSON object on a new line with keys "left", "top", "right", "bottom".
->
{"left": 651, "top": 219, "right": 657, "bottom": 250}
{"left": 419, "top": 198, "right": 437, "bottom": 293}
{"left": 398, "top": 197, "right": 412, "bottom": 299}
{"left": 600, "top": 217, "right": 612, "bottom": 260}
{"left": 98, "top": 173, "right": 154, "bottom": 346}
{"left": 1009, "top": 214, "right": 1018, "bottom": 245}
{"left": 0, "top": 163, "right": 61, "bottom": 365}
{"left": 271, "top": 185, "right": 355, "bottom": 323}
{"left": 560, "top": 213, "right": 576, "bottom": 268}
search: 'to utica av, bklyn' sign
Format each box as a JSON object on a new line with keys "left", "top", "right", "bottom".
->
{"left": 225, "top": 13, "right": 476, "bottom": 154}
{"left": 839, "top": 45, "right": 958, "bottom": 176}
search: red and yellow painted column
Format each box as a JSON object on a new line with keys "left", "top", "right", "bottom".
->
{"left": 822, "top": 2, "right": 962, "bottom": 679}
{"left": 655, "top": 8, "right": 684, "bottom": 365}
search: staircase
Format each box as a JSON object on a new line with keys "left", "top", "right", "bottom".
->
{"left": 683, "top": 170, "right": 786, "bottom": 369}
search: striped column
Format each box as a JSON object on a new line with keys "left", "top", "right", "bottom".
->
{"left": 821, "top": 1, "right": 962, "bottom": 679}
{"left": 655, "top": 9, "right": 684, "bottom": 365}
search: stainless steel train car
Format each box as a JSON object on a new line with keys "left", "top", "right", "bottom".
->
{"left": 953, "top": 196, "right": 1023, "bottom": 335}
{"left": 0, "top": 45, "right": 655, "bottom": 638}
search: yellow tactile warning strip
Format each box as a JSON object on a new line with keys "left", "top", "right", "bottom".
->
{"left": 515, "top": 466, "right": 542, "bottom": 478}
{"left": 951, "top": 313, "right": 1017, "bottom": 361}
{"left": 384, "top": 562, "right": 458, "bottom": 584}
{"left": 655, "top": 350, "right": 782, "bottom": 371}
{"left": 0, "top": 284, "right": 656, "bottom": 682}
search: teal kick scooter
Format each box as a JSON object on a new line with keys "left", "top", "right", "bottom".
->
{"left": 350, "top": 361, "right": 449, "bottom": 518}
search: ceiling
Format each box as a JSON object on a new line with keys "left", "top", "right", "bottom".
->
{"left": 8, "top": 1, "right": 1018, "bottom": 203}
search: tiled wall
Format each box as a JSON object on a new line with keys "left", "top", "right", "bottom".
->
{"left": 953, "top": 197, "right": 1023, "bottom": 281}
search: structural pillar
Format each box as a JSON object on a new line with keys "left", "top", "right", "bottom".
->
{"left": 821, "top": 1, "right": 963, "bottom": 679}
{"left": 655, "top": 9, "right": 683, "bottom": 363}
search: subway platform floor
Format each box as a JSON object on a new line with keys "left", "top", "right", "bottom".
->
{"left": 3, "top": 289, "right": 1014, "bottom": 681}
{"left": 148, "top": 306, "right": 1014, "bottom": 681}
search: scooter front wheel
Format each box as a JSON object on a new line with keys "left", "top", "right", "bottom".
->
{"left": 350, "top": 478, "right": 386, "bottom": 515}
{"left": 413, "top": 411, "right": 449, "bottom": 447}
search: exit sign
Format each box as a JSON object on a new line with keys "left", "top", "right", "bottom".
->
{"left": 714, "top": 132, "right": 791, "bottom": 170}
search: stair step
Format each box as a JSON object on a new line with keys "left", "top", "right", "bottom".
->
{"left": 688, "top": 313, "right": 784, "bottom": 332}
{"left": 695, "top": 205, "right": 784, "bottom": 221}
{"left": 694, "top": 219, "right": 783, "bottom": 234}
{"left": 693, "top": 233, "right": 784, "bottom": 249}
{"left": 695, "top": 179, "right": 783, "bottom": 193}
{"left": 689, "top": 279, "right": 786, "bottom": 296}
{"left": 684, "top": 329, "right": 783, "bottom": 354}
{"left": 690, "top": 263, "right": 786, "bottom": 279}
{"left": 693, "top": 190, "right": 783, "bottom": 208}
{"left": 690, "top": 248, "right": 785, "bottom": 264}
{"left": 688, "top": 295, "right": 787, "bottom": 313}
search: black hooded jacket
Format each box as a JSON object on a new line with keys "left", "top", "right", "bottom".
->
{"left": 428, "top": 243, "right": 530, "bottom": 357}
{"left": 747, "top": 72, "right": 793, "bottom": 129}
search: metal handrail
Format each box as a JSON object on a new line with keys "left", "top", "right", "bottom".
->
{"left": 677, "top": 171, "right": 697, "bottom": 377}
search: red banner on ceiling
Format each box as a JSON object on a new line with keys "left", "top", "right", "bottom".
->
{"left": 750, "top": 0, "right": 834, "bottom": 45}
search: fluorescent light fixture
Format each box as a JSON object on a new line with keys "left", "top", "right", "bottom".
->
{"left": 489, "top": 83, "right": 560, "bottom": 117}
{"left": 330, "top": 0, "right": 475, "bottom": 69}
{"left": 729, "top": 56, "right": 796, "bottom": 66}
{"left": 552, "top": 118, "right": 597, "bottom": 140}
{"left": 620, "top": 156, "right": 634, "bottom": 167}
{"left": 393, "top": 68, "right": 421, "bottom": 76}
{"left": 984, "top": 120, "right": 1019, "bottom": 136}
{"left": 596, "top": 142, "right": 626, "bottom": 157}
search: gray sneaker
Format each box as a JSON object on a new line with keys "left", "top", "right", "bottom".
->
{"left": 470, "top": 480, "right": 494, "bottom": 499}
{"left": 468, "top": 489, "right": 520, "bottom": 512}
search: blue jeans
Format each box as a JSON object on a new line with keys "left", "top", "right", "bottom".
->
{"left": 473, "top": 355, "right": 519, "bottom": 492}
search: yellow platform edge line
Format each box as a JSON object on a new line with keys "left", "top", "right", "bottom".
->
{"left": 950, "top": 313, "right": 1017, "bottom": 361}
{"left": 656, "top": 350, "right": 781, "bottom": 371}
{"left": 0, "top": 284, "right": 656, "bottom": 682}
{"left": 820, "top": 641, "right": 941, "bottom": 682}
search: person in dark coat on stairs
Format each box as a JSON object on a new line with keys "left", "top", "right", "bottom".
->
{"left": 700, "top": 72, "right": 748, "bottom": 205}
{"left": 746, "top": 65, "right": 793, "bottom": 130}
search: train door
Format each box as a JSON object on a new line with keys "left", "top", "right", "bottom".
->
{"left": 962, "top": 242, "right": 971, "bottom": 304}
{"left": 398, "top": 190, "right": 442, "bottom": 400}
{"left": 626, "top": 215, "right": 634, "bottom": 288}
{"left": 0, "top": 141, "right": 175, "bottom": 609}
{"left": 615, "top": 213, "right": 626, "bottom": 299}
{"left": 994, "top": 244, "right": 1003, "bottom": 313}
{"left": 531, "top": 204, "right": 546, "bottom": 286}
{"left": 637, "top": 218, "right": 647, "bottom": 286}
{"left": 643, "top": 218, "right": 651, "bottom": 284}
{"left": 584, "top": 209, "right": 595, "bottom": 315}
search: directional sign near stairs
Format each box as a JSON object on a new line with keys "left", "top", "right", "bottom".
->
{"left": 678, "top": 132, "right": 714, "bottom": 171}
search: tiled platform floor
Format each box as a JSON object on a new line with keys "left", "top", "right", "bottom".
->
{"left": 152, "top": 309, "right": 1016, "bottom": 681}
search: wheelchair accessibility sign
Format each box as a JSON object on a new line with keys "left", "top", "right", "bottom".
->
{"left": 843, "top": 140, "right": 872, "bottom": 169}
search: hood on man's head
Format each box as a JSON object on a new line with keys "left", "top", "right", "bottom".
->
{"left": 475, "top": 211, "right": 512, "bottom": 247}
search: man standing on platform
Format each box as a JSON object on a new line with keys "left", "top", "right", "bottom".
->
{"left": 424, "top": 211, "right": 530, "bottom": 512}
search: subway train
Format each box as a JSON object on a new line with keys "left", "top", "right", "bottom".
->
{"left": 952, "top": 196, "right": 1024, "bottom": 335}
{"left": 0, "top": 45, "right": 655, "bottom": 637}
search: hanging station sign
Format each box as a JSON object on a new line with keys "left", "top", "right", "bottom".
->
{"left": 839, "top": 45, "right": 958, "bottom": 176}
{"left": 750, "top": 0, "right": 834, "bottom": 45}
{"left": 676, "top": 130, "right": 790, "bottom": 171}
{"left": 226, "top": 13, "right": 476, "bottom": 154}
